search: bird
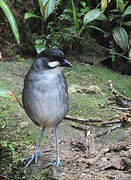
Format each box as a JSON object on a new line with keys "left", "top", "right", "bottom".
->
{"left": 22, "top": 48, "right": 72, "bottom": 167}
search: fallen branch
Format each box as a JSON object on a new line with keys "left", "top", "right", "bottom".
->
{"left": 108, "top": 115, "right": 120, "bottom": 121}
{"left": 77, "top": 86, "right": 104, "bottom": 96}
{"left": 109, "top": 141, "right": 130, "bottom": 152}
{"left": 94, "top": 124, "right": 121, "bottom": 138}
{"left": 71, "top": 123, "right": 122, "bottom": 139}
{"left": 65, "top": 115, "right": 103, "bottom": 123}
{"left": 110, "top": 106, "right": 131, "bottom": 112}
{"left": 99, "top": 101, "right": 116, "bottom": 108}
{"left": 71, "top": 124, "right": 87, "bottom": 132}
{"left": 100, "top": 120, "right": 127, "bottom": 126}
{"left": 108, "top": 80, "right": 131, "bottom": 102}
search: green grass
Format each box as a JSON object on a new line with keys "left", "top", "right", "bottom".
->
{"left": 0, "top": 60, "right": 131, "bottom": 179}
{"left": 66, "top": 62, "right": 131, "bottom": 120}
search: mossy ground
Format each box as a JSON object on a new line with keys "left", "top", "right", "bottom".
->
{"left": 0, "top": 60, "right": 131, "bottom": 179}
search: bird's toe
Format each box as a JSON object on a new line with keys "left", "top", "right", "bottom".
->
{"left": 53, "top": 160, "right": 64, "bottom": 167}
{"left": 25, "top": 152, "right": 39, "bottom": 167}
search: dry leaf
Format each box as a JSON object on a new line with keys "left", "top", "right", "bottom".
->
{"left": 20, "top": 122, "right": 29, "bottom": 128}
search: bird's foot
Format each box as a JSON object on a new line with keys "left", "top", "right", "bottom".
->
{"left": 47, "top": 162, "right": 62, "bottom": 167}
{"left": 53, "top": 159, "right": 64, "bottom": 167}
{"left": 25, "top": 151, "right": 40, "bottom": 167}
{"left": 53, "top": 161, "right": 61, "bottom": 167}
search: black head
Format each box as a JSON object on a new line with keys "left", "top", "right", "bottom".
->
{"left": 33, "top": 48, "right": 72, "bottom": 70}
{"left": 38, "top": 48, "right": 65, "bottom": 60}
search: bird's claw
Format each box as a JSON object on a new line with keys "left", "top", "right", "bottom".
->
{"left": 25, "top": 152, "right": 39, "bottom": 167}
{"left": 53, "top": 162, "right": 61, "bottom": 167}
{"left": 53, "top": 160, "right": 64, "bottom": 167}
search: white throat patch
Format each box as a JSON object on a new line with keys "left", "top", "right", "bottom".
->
{"left": 48, "top": 61, "right": 60, "bottom": 68}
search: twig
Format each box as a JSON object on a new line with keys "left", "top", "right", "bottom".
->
{"left": 0, "top": 37, "right": 11, "bottom": 46}
{"left": 8, "top": 91, "right": 24, "bottom": 108}
{"left": 71, "top": 123, "right": 122, "bottom": 138}
{"left": 110, "top": 106, "right": 131, "bottom": 112}
{"left": 77, "top": 86, "right": 104, "bottom": 96}
{"left": 65, "top": 115, "right": 103, "bottom": 123}
{"left": 109, "top": 141, "right": 130, "bottom": 152}
{"left": 71, "top": 124, "right": 87, "bottom": 132}
{"left": 99, "top": 101, "right": 116, "bottom": 108}
{"left": 55, "top": 32, "right": 130, "bottom": 61}
{"left": 100, "top": 120, "right": 127, "bottom": 126}
{"left": 94, "top": 124, "right": 121, "bottom": 138}
{"left": 108, "top": 80, "right": 131, "bottom": 102}
{"left": 108, "top": 115, "right": 120, "bottom": 121}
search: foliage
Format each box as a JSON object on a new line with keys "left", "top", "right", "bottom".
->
{"left": 24, "top": 0, "right": 57, "bottom": 21}
{"left": 0, "top": 0, "right": 20, "bottom": 44}
{"left": 24, "top": 0, "right": 59, "bottom": 53}
{"left": 1, "top": 0, "right": 130, "bottom": 63}
{"left": 23, "top": 0, "right": 130, "bottom": 57}
{"left": 43, "top": 0, "right": 100, "bottom": 50}
{"left": 62, "top": 1, "right": 105, "bottom": 37}
{"left": 38, "top": 0, "right": 56, "bottom": 20}
{"left": 62, "top": 0, "right": 130, "bottom": 60}
{"left": 44, "top": 0, "right": 130, "bottom": 55}
{"left": 98, "top": 0, "right": 131, "bottom": 53}
{"left": 113, "top": 26, "right": 128, "bottom": 52}
{"left": 79, "top": 0, "right": 131, "bottom": 61}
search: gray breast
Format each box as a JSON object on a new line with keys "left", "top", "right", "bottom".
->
{"left": 22, "top": 68, "right": 69, "bottom": 127}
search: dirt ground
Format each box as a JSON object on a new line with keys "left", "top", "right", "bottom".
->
{"left": 25, "top": 120, "right": 131, "bottom": 180}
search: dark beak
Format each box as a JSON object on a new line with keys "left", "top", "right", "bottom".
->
{"left": 61, "top": 59, "right": 72, "bottom": 67}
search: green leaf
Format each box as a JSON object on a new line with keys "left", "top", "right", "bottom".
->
{"left": 24, "top": 12, "right": 43, "bottom": 21}
{"left": 84, "top": 8, "right": 103, "bottom": 25}
{"left": 80, "top": 7, "right": 89, "bottom": 14}
{"left": 87, "top": 25, "right": 109, "bottom": 34}
{"left": 122, "top": 5, "right": 131, "bottom": 17}
{"left": 79, "top": 25, "right": 86, "bottom": 36}
{"left": 64, "top": 9, "right": 73, "bottom": 13}
{"left": 80, "top": 1, "right": 86, "bottom": 8}
{"left": 35, "top": 39, "right": 47, "bottom": 53}
{"left": 38, "top": 0, "right": 45, "bottom": 8}
{"left": 109, "top": 14, "right": 119, "bottom": 22}
{"left": 8, "top": 144, "right": 15, "bottom": 153}
{"left": 113, "top": 26, "right": 128, "bottom": 52}
{"left": 45, "top": 0, "right": 56, "bottom": 19}
{"left": 0, "top": 0, "right": 20, "bottom": 44}
{"left": 72, "top": 0, "right": 79, "bottom": 34}
{"left": 116, "top": 0, "right": 124, "bottom": 12}
{"left": 123, "top": 21, "right": 131, "bottom": 26}
{"left": 109, "top": 9, "right": 119, "bottom": 12}
{"left": 38, "top": 0, "right": 56, "bottom": 20}
{"left": 96, "top": 14, "right": 107, "bottom": 21}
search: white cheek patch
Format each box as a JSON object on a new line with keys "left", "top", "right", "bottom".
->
{"left": 48, "top": 61, "right": 60, "bottom": 68}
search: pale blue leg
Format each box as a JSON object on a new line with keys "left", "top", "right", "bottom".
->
{"left": 54, "top": 125, "right": 61, "bottom": 166}
{"left": 26, "top": 127, "right": 45, "bottom": 167}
